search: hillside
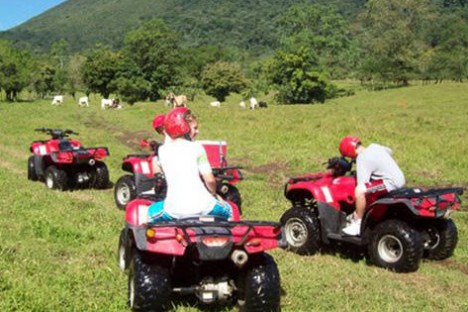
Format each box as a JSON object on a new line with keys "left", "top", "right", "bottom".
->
{"left": 0, "top": 0, "right": 364, "bottom": 54}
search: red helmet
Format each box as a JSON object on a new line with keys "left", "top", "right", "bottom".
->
{"left": 152, "top": 114, "right": 166, "bottom": 131}
{"left": 164, "top": 107, "right": 191, "bottom": 139}
{"left": 339, "top": 136, "right": 361, "bottom": 158}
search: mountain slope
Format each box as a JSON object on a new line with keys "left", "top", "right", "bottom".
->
{"left": 0, "top": 0, "right": 364, "bottom": 54}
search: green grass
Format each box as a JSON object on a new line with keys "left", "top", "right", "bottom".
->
{"left": 1, "top": 83, "right": 467, "bottom": 311}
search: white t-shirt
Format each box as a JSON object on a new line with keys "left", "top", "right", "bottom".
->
{"left": 356, "top": 144, "right": 406, "bottom": 191}
{"left": 158, "top": 138, "right": 216, "bottom": 218}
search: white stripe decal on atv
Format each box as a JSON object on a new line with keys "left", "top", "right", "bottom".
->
{"left": 141, "top": 161, "right": 150, "bottom": 175}
{"left": 138, "top": 205, "right": 149, "bottom": 225}
{"left": 39, "top": 145, "right": 47, "bottom": 155}
{"left": 321, "top": 186, "right": 333, "bottom": 203}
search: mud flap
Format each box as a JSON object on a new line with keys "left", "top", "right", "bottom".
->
{"left": 317, "top": 203, "right": 347, "bottom": 243}
{"left": 34, "top": 155, "right": 44, "bottom": 176}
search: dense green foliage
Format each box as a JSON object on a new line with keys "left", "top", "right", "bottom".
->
{"left": 0, "top": 0, "right": 467, "bottom": 103}
{"left": 1, "top": 83, "right": 467, "bottom": 311}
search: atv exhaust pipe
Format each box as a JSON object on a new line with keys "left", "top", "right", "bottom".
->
{"left": 231, "top": 250, "right": 248, "bottom": 268}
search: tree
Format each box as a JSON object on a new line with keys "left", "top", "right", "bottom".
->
{"left": 356, "top": 0, "right": 432, "bottom": 85}
{"left": 278, "top": 4, "right": 358, "bottom": 79}
{"left": 66, "top": 54, "right": 86, "bottom": 98}
{"left": 201, "top": 61, "right": 248, "bottom": 102}
{"left": 123, "top": 19, "right": 182, "bottom": 100}
{"left": 266, "top": 47, "right": 330, "bottom": 104}
{"left": 0, "top": 40, "right": 33, "bottom": 101}
{"left": 81, "top": 45, "right": 122, "bottom": 98}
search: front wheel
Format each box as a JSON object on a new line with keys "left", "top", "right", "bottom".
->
{"left": 420, "top": 219, "right": 458, "bottom": 260}
{"left": 238, "top": 253, "right": 281, "bottom": 312}
{"left": 114, "top": 175, "right": 137, "bottom": 210}
{"left": 280, "top": 207, "right": 321, "bottom": 255}
{"left": 218, "top": 183, "right": 242, "bottom": 214}
{"left": 368, "top": 219, "right": 423, "bottom": 272}
{"left": 128, "top": 251, "right": 172, "bottom": 312}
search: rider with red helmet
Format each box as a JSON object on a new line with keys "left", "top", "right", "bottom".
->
{"left": 147, "top": 107, "right": 232, "bottom": 222}
{"left": 152, "top": 114, "right": 166, "bottom": 135}
{"left": 340, "top": 136, "right": 405, "bottom": 236}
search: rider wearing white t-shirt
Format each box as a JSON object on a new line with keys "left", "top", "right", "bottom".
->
{"left": 147, "top": 107, "right": 232, "bottom": 222}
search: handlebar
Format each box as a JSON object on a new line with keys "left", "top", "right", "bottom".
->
{"left": 34, "top": 128, "right": 79, "bottom": 139}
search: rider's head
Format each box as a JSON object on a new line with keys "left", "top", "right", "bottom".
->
{"left": 164, "top": 107, "right": 198, "bottom": 140}
{"left": 339, "top": 135, "right": 361, "bottom": 159}
{"left": 152, "top": 114, "right": 166, "bottom": 135}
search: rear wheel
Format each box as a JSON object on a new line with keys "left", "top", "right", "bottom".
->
{"left": 114, "top": 175, "right": 137, "bottom": 210}
{"left": 368, "top": 219, "right": 423, "bottom": 272}
{"left": 128, "top": 250, "right": 171, "bottom": 312}
{"left": 280, "top": 207, "right": 321, "bottom": 255}
{"left": 238, "top": 253, "right": 281, "bottom": 312}
{"left": 91, "top": 161, "right": 109, "bottom": 189}
{"left": 421, "top": 219, "right": 458, "bottom": 260}
{"left": 44, "top": 165, "right": 68, "bottom": 190}
{"left": 27, "top": 156, "right": 38, "bottom": 181}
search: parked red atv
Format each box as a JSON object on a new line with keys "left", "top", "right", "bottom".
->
{"left": 118, "top": 198, "right": 283, "bottom": 311}
{"left": 114, "top": 140, "right": 243, "bottom": 211}
{"left": 28, "top": 128, "right": 110, "bottom": 190}
{"left": 280, "top": 157, "right": 463, "bottom": 272}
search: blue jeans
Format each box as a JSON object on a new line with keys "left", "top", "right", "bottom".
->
{"left": 148, "top": 200, "right": 232, "bottom": 223}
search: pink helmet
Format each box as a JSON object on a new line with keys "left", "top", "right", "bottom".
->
{"left": 164, "top": 107, "right": 191, "bottom": 139}
{"left": 152, "top": 114, "right": 166, "bottom": 131}
{"left": 339, "top": 136, "right": 361, "bottom": 158}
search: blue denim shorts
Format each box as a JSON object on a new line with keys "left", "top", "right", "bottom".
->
{"left": 148, "top": 200, "right": 233, "bottom": 223}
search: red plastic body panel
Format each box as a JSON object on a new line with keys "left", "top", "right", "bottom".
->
{"left": 122, "top": 154, "right": 155, "bottom": 177}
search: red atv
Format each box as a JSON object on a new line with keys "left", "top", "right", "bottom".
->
{"left": 114, "top": 140, "right": 243, "bottom": 211}
{"left": 280, "top": 157, "right": 463, "bottom": 272}
{"left": 118, "top": 198, "right": 283, "bottom": 311}
{"left": 28, "top": 128, "right": 110, "bottom": 190}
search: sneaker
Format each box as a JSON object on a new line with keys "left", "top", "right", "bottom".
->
{"left": 343, "top": 218, "right": 362, "bottom": 236}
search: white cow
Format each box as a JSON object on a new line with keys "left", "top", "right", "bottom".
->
{"left": 210, "top": 101, "right": 221, "bottom": 108}
{"left": 239, "top": 101, "right": 246, "bottom": 109}
{"left": 101, "top": 98, "right": 113, "bottom": 110}
{"left": 78, "top": 96, "right": 89, "bottom": 107}
{"left": 51, "top": 95, "right": 63, "bottom": 105}
{"left": 249, "top": 97, "right": 258, "bottom": 110}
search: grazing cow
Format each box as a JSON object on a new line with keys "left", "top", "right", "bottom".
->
{"left": 249, "top": 97, "right": 258, "bottom": 110}
{"left": 259, "top": 101, "right": 268, "bottom": 108}
{"left": 101, "top": 98, "right": 113, "bottom": 110}
{"left": 210, "top": 101, "right": 221, "bottom": 108}
{"left": 78, "top": 96, "right": 89, "bottom": 107}
{"left": 51, "top": 95, "right": 63, "bottom": 105}
{"left": 165, "top": 92, "right": 188, "bottom": 108}
{"left": 239, "top": 101, "right": 246, "bottom": 109}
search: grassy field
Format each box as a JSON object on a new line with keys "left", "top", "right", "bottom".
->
{"left": 0, "top": 82, "right": 467, "bottom": 311}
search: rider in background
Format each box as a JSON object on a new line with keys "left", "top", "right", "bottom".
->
{"left": 340, "top": 136, "right": 405, "bottom": 236}
{"left": 147, "top": 107, "right": 232, "bottom": 222}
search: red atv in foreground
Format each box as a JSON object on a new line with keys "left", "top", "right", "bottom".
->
{"left": 28, "top": 128, "right": 110, "bottom": 190}
{"left": 280, "top": 157, "right": 463, "bottom": 272}
{"left": 114, "top": 140, "right": 243, "bottom": 211}
{"left": 118, "top": 198, "right": 283, "bottom": 311}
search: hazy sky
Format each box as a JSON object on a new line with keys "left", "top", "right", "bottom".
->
{"left": 0, "top": 0, "right": 67, "bottom": 31}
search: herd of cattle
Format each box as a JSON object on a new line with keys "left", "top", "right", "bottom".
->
{"left": 51, "top": 93, "right": 268, "bottom": 110}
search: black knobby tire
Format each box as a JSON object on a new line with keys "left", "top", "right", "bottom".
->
{"left": 422, "top": 219, "right": 458, "bottom": 260}
{"left": 128, "top": 250, "right": 172, "bottom": 312}
{"left": 44, "top": 165, "right": 68, "bottom": 190}
{"left": 118, "top": 229, "right": 132, "bottom": 272}
{"left": 27, "top": 156, "right": 38, "bottom": 181}
{"left": 114, "top": 175, "right": 137, "bottom": 210}
{"left": 368, "top": 219, "right": 423, "bottom": 273}
{"left": 218, "top": 183, "right": 242, "bottom": 214}
{"left": 91, "top": 161, "right": 109, "bottom": 189}
{"left": 280, "top": 207, "right": 321, "bottom": 255}
{"left": 238, "top": 253, "right": 281, "bottom": 312}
